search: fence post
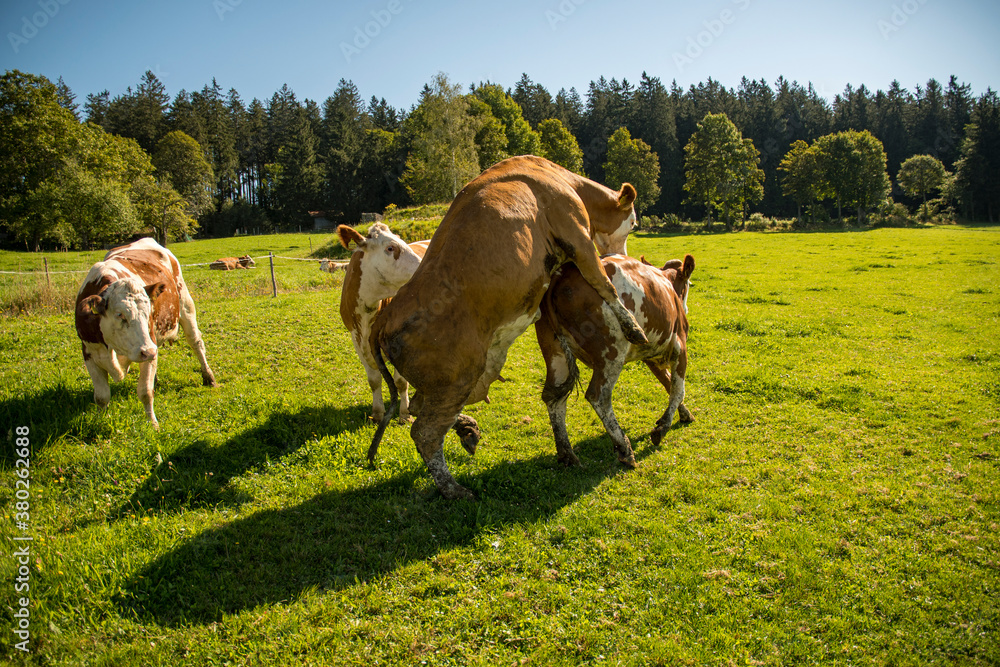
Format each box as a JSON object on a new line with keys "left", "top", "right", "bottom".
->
{"left": 269, "top": 252, "right": 277, "bottom": 298}
{"left": 43, "top": 257, "right": 50, "bottom": 288}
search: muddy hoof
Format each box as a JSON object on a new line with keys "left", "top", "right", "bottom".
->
{"left": 440, "top": 481, "right": 476, "bottom": 500}
{"left": 649, "top": 426, "right": 666, "bottom": 447}
{"left": 557, "top": 451, "right": 582, "bottom": 467}
{"left": 203, "top": 373, "right": 219, "bottom": 388}
{"left": 453, "top": 414, "right": 480, "bottom": 455}
{"left": 678, "top": 404, "right": 694, "bottom": 423}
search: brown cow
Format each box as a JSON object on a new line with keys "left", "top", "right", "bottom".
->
{"left": 536, "top": 254, "right": 695, "bottom": 466}
{"left": 337, "top": 223, "right": 430, "bottom": 424}
{"left": 75, "top": 238, "right": 218, "bottom": 427}
{"left": 210, "top": 255, "right": 255, "bottom": 270}
{"left": 370, "top": 155, "right": 648, "bottom": 499}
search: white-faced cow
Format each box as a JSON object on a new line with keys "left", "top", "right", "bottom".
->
{"left": 337, "top": 223, "right": 430, "bottom": 427}
{"left": 370, "top": 155, "right": 648, "bottom": 499}
{"left": 210, "top": 255, "right": 255, "bottom": 270}
{"left": 75, "top": 238, "right": 217, "bottom": 427}
{"left": 536, "top": 253, "right": 695, "bottom": 466}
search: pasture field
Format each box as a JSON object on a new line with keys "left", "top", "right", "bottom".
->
{"left": 1, "top": 226, "right": 999, "bottom": 665}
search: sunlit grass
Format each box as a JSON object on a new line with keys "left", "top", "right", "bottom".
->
{"left": 1, "top": 225, "right": 998, "bottom": 665}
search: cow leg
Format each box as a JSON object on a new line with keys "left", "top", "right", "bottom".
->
{"left": 85, "top": 357, "right": 111, "bottom": 409}
{"left": 410, "top": 390, "right": 477, "bottom": 500}
{"left": 570, "top": 250, "right": 648, "bottom": 345}
{"left": 645, "top": 360, "right": 694, "bottom": 446}
{"left": 394, "top": 371, "right": 412, "bottom": 422}
{"left": 649, "top": 348, "right": 690, "bottom": 446}
{"left": 137, "top": 357, "right": 159, "bottom": 428}
{"left": 178, "top": 297, "right": 218, "bottom": 387}
{"left": 365, "top": 363, "right": 385, "bottom": 422}
{"left": 536, "top": 320, "right": 582, "bottom": 466}
{"left": 585, "top": 353, "right": 635, "bottom": 468}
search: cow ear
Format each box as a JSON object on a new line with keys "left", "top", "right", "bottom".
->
{"left": 337, "top": 225, "right": 366, "bottom": 250}
{"left": 145, "top": 282, "right": 166, "bottom": 300}
{"left": 617, "top": 183, "right": 637, "bottom": 210}
{"left": 661, "top": 259, "right": 683, "bottom": 271}
{"left": 682, "top": 254, "right": 695, "bottom": 279}
{"left": 640, "top": 255, "right": 652, "bottom": 266}
{"left": 81, "top": 294, "right": 107, "bottom": 316}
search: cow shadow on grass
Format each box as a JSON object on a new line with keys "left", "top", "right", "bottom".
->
{"left": 115, "top": 430, "right": 665, "bottom": 626}
{"left": 112, "top": 401, "right": 375, "bottom": 520}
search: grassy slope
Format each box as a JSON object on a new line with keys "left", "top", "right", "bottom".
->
{"left": 1, "top": 226, "right": 998, "bottom": 665}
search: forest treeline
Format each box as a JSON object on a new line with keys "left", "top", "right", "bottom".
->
{"left": 2, "top": 68, "right": 998, "bottom": 249}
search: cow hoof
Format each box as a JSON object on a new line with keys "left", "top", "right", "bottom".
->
{"left": 369, "top": 412, "right": 385, "bottom": 423}
{"left": 678, "top": 405, "right": 694, "bottom": 423}
{"left": 649, "top": 427, "right": 666, "bottom": 447}
{"left": 617, "top": 450, "right": 637, "bottom": 468}
{"left": 203, "top": 373, "right": 219, "bottom": 388}
{"left": 454, "top": 415, "right": 480, "bottom": 455}
{"left": 557, "top": 452, "right": 582, "bottom": 467}
{"left": 623, "top": 325, "right": 649, "bottom": 346}
{"left": 440, "top": 483, "right": 477, "bottom": 501}
{"left": 396, "top": 413, "right": 414, "bottom": 425}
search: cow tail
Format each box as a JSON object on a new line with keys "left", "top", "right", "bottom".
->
{"left": 368, "top": 335, "right": 398, "bottom": 464}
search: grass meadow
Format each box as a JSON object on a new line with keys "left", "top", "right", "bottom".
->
{"left": 1, "top": 224, "right": 998, "bottom": 665}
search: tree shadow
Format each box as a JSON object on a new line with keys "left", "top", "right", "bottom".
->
{"left": 112, "top": 402, "right": 373, "bottom": 520}
{"left": 115, "top": 430, "right": 661, "bottom": 626}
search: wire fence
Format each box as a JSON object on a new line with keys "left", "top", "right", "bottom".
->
{"left": 0, "top": 253, "right": 351, "bottom": 303}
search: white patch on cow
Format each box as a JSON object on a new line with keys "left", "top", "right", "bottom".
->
{"left": 357, "top": 225, "right": 422, "bottom": 305}
{"left": 593, "top": 210, "right": 636, "bottom": 256}
{"left": 96, "top": 274, "right": 158, "bottom": 364}
{"left": 550, "top": 351, "right": 572, "bottom": 387}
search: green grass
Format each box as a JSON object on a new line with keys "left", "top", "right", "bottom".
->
{"left": 2, "top": 226, "right": 999, "bottom": 665}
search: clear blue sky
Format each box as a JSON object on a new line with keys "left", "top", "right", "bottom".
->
{"left": 2, "top": 0, "right": 997, "bottom": 111}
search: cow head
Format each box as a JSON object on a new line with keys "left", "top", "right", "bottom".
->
{"left": 659, "top": 255, "right": 695, "bottom": 313}
{"left": 238, "top": 255, "right": 255, "bottom": 268}
{"left": 80, "top": 277, "right": 162, "bottom": 365}
{"left": 337, "top": 223, "right": 422, "bottom": 301}
{"left": 592, "top": 183, "right": 637, "bottom": 256}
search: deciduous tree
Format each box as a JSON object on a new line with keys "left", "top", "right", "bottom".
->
{"left": 604, "top": 127, "right": 659, "bottom": 214}
{"left": 897, "top": 154, "right": 947, "bottom": 220}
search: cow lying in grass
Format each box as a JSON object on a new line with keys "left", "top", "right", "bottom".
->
{"left": 75, "top": 238, "right": 218, "bottom": 427}
{"left": 337, "top": 223, "right": 430, "bottom": 426}
{"left": 369, "top": 155, "right": 648, "bottom": 499}
{"left": 210, "top": 255, "right": 255, "bottom": 270}
{"left": 535, "top": 253, "right": 695, "bottom": 466}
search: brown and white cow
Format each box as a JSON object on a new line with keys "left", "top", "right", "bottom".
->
{"left": 370, "top": 155, "right": 648, "bottom": 499}
{"left": 337, "top": 223, "right": 430, "bottom": 426}
{"left": 75, "top": 238, "right": 218, "bottom": 427}
{"left": 536, "top": 253, "right": 695, "bottom": 466}
{"left": 319, "top": 258, "right": 349, "bottom": 273}
{"left": 210, "top": 255, "right": 255, "bottom": 270}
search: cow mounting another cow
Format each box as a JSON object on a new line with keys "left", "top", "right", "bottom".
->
{"left": 369, "top": 155, "right": 648, "bottom": 499}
